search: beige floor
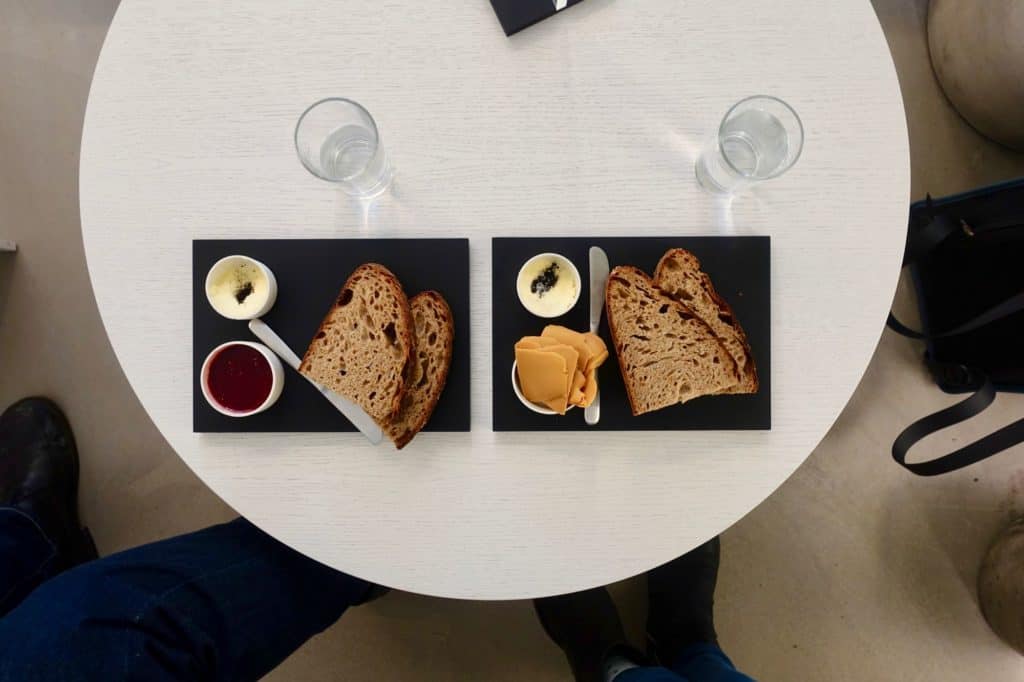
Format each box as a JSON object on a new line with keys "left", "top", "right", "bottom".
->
{"left": 3, "top": 1, "right": 1024, "bottom": 679}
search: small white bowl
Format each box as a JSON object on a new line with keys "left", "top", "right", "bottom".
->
{"left": 512, "top": 360, "right": 575, "bottom": 416}
{"left": 516, "top": 252, "right": 582, "bottom": 319}
{"left": 205, "top": 255, "right": 278, "bottom": 321}
{"left": 201, "top": 341, "right": 285, "bottom": 417}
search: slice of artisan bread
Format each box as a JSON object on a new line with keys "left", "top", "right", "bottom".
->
{"left": 385, "top": 291, "right": 454, "bottom": 449}
{"left": 654, "top": 249, "right": 758, "bottom": 394}
{"left": 299, "top": 263, "right": 413, "bottom": 424}
{"left": 605, "top": 266, "right": 739, "bottom": 415}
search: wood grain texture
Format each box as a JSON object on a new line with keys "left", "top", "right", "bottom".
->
{"left": 79, "top": 0, "right": 909, "bottom": 599}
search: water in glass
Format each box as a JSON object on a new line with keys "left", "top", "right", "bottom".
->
{"left": 720, "top": 109, "right": 790, "bottom": 178}
{"left": 320, "top": 124, "right": 378, "bottom": 181}
{"left": 696, "top": 94, "right": 803, "bottom": 195}
{"left": 697, "top": 110, "right": 791, "bottom": 193}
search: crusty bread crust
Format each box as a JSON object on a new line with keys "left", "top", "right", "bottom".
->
{"left": 654, "top": 249, "right": 758, "bottom": 394}
{"left": 605, "top": 266, "right": 738, "bottom": 416}
{"left": 385, "top": 291, "right": 454, "bottom": 449}
{"left": 299, "top": 263, "right": 413, "bottom": 423}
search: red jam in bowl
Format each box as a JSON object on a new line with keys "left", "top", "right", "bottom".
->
{"left": 206, "top": 344, "right": 273, "bottom": 413}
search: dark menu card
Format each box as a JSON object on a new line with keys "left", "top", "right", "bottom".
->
{"left": 489, "top": 0, "right": 587, "bottom": 36}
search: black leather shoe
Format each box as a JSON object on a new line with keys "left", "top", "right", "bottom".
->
{"left": 534, "top": 588, "right": 643, "bottom": 682}
{"left": 0, "top": 398, "right": 97, "bottom": 571}
{"left": 646, "top": 537, "right": 721, "bottom": 666}
{"left": 353, "top": 584, "right": 391, "bottom": 605}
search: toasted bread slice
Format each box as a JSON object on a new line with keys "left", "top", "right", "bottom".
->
{"left": 385, "top": 292, "right": 454, "bottom": 449}
{"left": 654, "top": 249, "right": 757, "bottom": 394}
{"left": 605, "top": 266, "right": 739, "bottom": 415}
{"left": 299, "top": 264, "right": 413, "bottom": 424}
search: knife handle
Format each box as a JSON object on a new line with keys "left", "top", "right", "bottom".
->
{"left": 248, "top": 319, "right": 302, "bottom": 371}
{"left": 584, "top": 390, "right": 601, "bottom": 426}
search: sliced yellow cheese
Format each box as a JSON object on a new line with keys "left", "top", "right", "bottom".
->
{"left": 541, "top": 326, "right": 590, "bottom": 370}
{"left": 581, "top": 368, "right": 598, "bottom": 407}
{"left": 517, "top": 330, "right": 608, "bottom": 415}
{"left": 543, "top": 345, "right": 580, "bottom": 404}
{"left": 515, "top": 347, "right": 574, "bottom": 414}
{"left": 581, "top": 335, "right": 609, "bottom": 372}
{"left": 542, "top": 325, "right": 609, "bottom": 373}
{"left": 568, "top": 369, "right": 587, "bottom": 407}
{"left": 515, "top": 336, "right": 564, "bottom": 351}
{"left": 515, "top": 348, "right": 568, "bottom": 402}
{"left": 543, "top": 396, "right": 568, "bottom": 414}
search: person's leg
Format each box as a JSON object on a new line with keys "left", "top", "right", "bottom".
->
{"left": 611, "top": 644, "right": 753, "bottom": 682}
{"left": 0, "top": 517, "right": 375, "bottom": 681}
{"left": 614, "top": 667, "right": 688, "bottom": 682}
{"left": 533, "top": 537, "right": 758, "bottom": 682}
{"left": 0, "top": 508, "right": 59, "bottom": 616}
{"left": 0, "top": 396, "right": 377, "bottom": 681}
{"left": 534, "top": 588, "right": 650, "bottom": 682}
{"left": 0, "top": 398, "right": 96, "bottom": 616}
{"left": 664, "top": 644, "right": 753, "bottom": 682}
{"left": 646, "top": 537, "right": 756, "bottom": 682}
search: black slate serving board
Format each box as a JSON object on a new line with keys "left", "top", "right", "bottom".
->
{"left": 193, "top": 239, "right": 470, "bottom": 433}
{"left": 492, "top": 237, "right": 771, "bottom": 431}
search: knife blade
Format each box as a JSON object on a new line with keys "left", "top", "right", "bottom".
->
{"left": 586, "top": 246, "right": 610, "bottom": 426}
{"left": 248, "top": 319, "right": 384, "bottom": 445}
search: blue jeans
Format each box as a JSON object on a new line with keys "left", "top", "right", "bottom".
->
{"left": 0, "top": 510, "right": 371, "bottom": 681}
{"left": 0, "top": 508, "right": 753, "bottom": 682}
{"left": 619, "top": 645, "right": 755, "bottom": 682}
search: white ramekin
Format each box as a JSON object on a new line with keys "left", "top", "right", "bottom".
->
{"left": 512, "top": 360, "right": 576, "bottom": 416}
{"left": 205, "top": 255, "right": 278, "bottom": 321}
{"left": 200, "top": 341, "right": 285, "bottom": 417}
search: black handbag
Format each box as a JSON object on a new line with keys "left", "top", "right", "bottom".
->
{"left": 889, "top": 179, "right": 1024, "bottom": 476}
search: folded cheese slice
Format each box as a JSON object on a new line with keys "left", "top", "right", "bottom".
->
{"left": 515, "top": 328, "right": 609, "bottom": 413}
{"left": 540, "top": 326, "right": 609, "bottom": 407}
{"left": 541, "top": 326, "right": 609, "bottom": 373}
{"left": 514, "top": 341, "right": 580, "bottom": 414}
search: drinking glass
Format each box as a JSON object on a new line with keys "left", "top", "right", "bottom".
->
{"left": 294, "top": 98, "right": 395, "bottom": 198}
{"left": 695, "top": 95, "right": 804, "bottom": 194}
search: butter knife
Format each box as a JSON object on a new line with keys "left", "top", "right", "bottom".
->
{"left": 248, "top": 319, "right": 384, "bottom": 445}
{"left": 586, "top": 246, "right": 610, "bottom": 426}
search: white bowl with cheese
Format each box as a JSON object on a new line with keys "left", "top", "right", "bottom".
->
{"left": 512, "top": 361, "right": 575, "bottom": 415}
{"left": 205, "top": 255, "right": 278, "bottom": 320}
{"left": 516, "top": 253, "right": 581, "bottom": 318}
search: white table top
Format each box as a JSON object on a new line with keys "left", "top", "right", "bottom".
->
{"left": 80, "top": 0, "right": 908, "bottom": 599}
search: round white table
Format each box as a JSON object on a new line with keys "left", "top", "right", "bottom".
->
{"left": 80, "top": 0, "right": 909, "bottom": 599}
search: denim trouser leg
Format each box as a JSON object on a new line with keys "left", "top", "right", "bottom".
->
{"left": 0, "top": 508, "right": 60, "bottom": 617}
{"left": 617, "top": 643, "right": 756, "bottom": 682}
{"left": 0, "top": 517, "right": 372, "bottom": 682}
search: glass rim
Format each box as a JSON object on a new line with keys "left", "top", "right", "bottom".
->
{"left": 717, "top": 94, "right": 804, "bottom": 181}
{"left": 294, "top": 97, "right": 381, "bottom": 183}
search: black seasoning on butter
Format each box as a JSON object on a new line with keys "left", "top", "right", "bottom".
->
{"left": 234, "top": 282, "right": 255, "bottom": 304}
{"left": 530, "top": 262, "right": 560, "bottom": 298}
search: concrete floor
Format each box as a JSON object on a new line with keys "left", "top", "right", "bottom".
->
{"left": 3, "top": 1, "right": 1024, "bottom": 679}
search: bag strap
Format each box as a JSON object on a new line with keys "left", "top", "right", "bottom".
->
{"left": 887, "top": 291, "right": 1024, "bottom": 340}
{"left": 893, "top": 376, "right": 1024, "bottom": 475}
